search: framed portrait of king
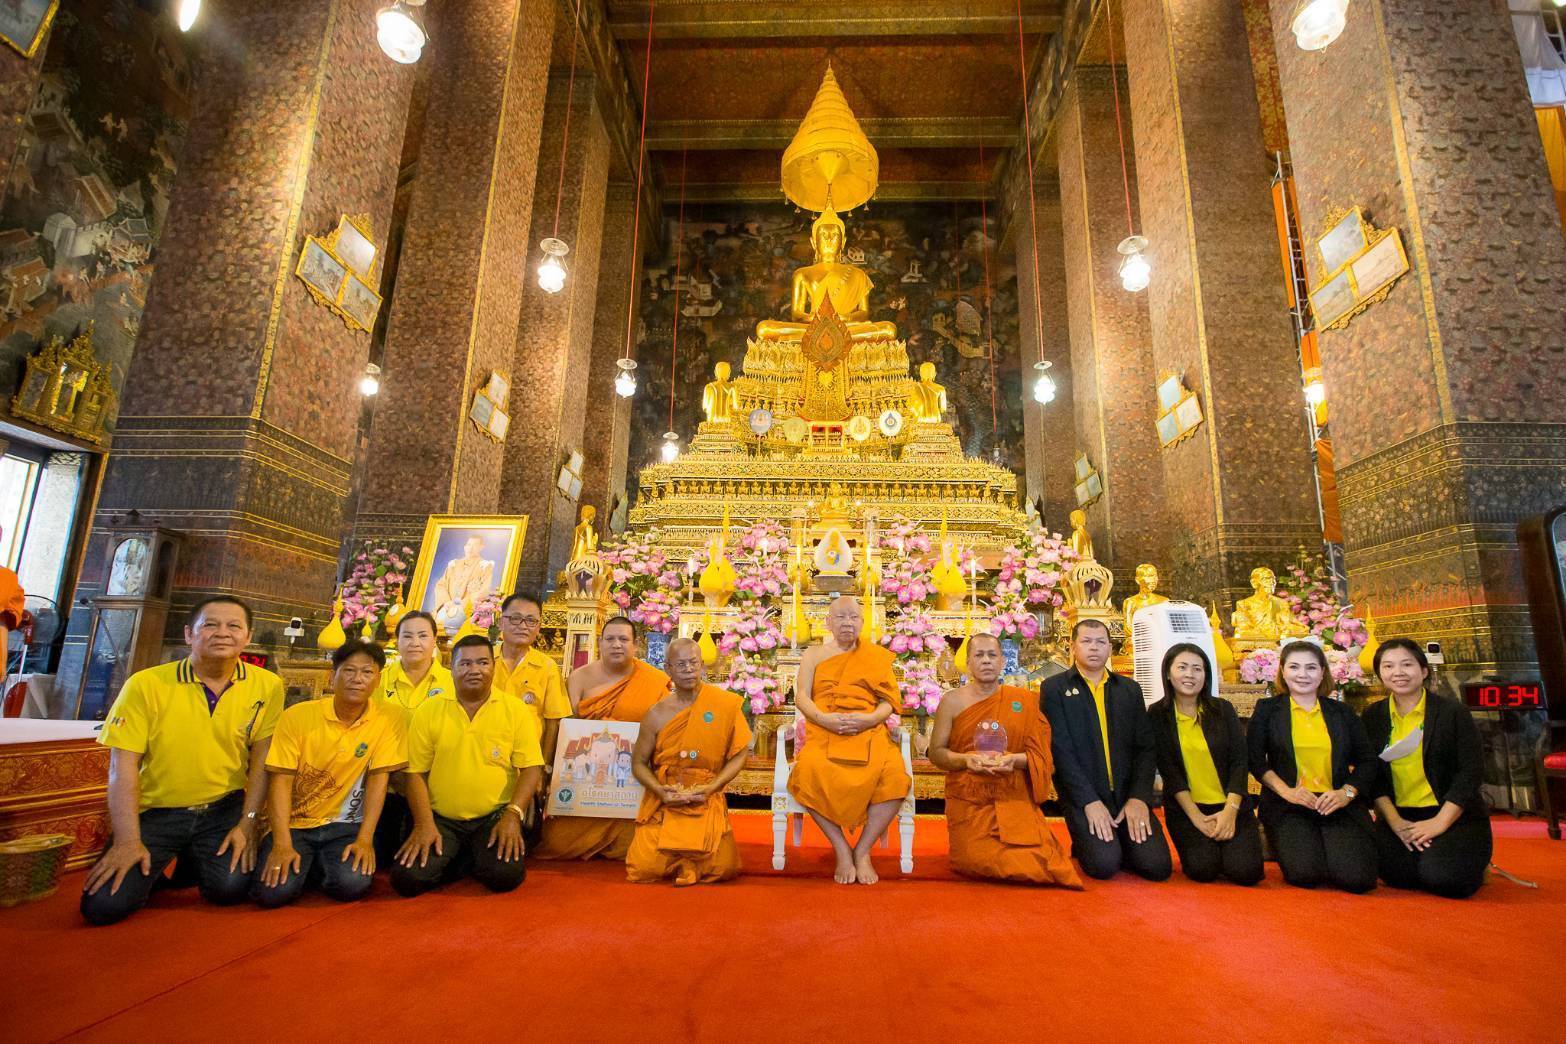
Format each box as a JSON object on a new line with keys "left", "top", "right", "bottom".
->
{"left": 406, "top": 515, "right": 528, "bottom": 635}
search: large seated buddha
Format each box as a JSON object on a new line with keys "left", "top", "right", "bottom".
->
{"left": 756, "top": 207, "right": 896, "bottom": 344}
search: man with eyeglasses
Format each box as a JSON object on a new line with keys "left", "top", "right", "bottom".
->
{"left": 82, "top": 596, "right": 284, "bottom": 925}
{"left": 493, "top": 592, "right": 570, "bottom": 769}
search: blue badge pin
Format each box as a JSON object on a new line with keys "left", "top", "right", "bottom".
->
{"left": 1011, "top": 700, "right": 1023, "bottom": 713}
{"left": 703, "top": 711, "right": 714, "bottom": 723}
{"left": 354, "top": 742, "right": 369, "bottom": 758}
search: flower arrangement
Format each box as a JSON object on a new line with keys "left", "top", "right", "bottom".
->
{"left": 1279, "top": 558, "right": 1368, "bottom": 651}
{"left": 881, "top": 609, "right": 949, "bottom": 716}
{"left": 988, "top": 585, "right": 1041, "bottom": 639}
{"left": 340, "top": 541, "right": 414, "bottom": 629}
{"left": 995, "top": 525, "right": 1075, "bottom": 611}
{"left": 1237, "top": 644, "right": 1367, "bottom": 698}
{"left": 630, "top": 587, "right": 681, "bottom": 635}
{"left": 882, "top": 609, "right": 947, "bottom": 657}
{"left": 471, "top": 592, "right": 502, "bottom": 632}
{"left": 733, "top": 521, "right": 790, "bottom": 601}
{"left": 601, "top": 532, "right": 682, "bottom": 614}
{"left": 896, "top": 657, "right": 944, "bottom": 717}
{"left": 719, "top": 605, "right": 785, "bottom": 715}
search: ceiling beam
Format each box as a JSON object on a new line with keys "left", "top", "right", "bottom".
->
{"left": 606, "top": 0, "right": 1063, "bottom": 40}
{"left": 645, "top": 115, "right": 1018, "bottom": 151}
{"left": 673, "top": 182, "right": 996, "bottom": 204}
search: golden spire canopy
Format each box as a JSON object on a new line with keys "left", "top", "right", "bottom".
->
{"left": 781, "top": 66, "right": 879, "bottom": 212}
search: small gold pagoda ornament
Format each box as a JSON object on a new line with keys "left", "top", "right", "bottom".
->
{"left": 11, "top": 326, "right": 115, "bottom": 446}
{"left": 781, "top": 65, "right": 878, "bottom": 213}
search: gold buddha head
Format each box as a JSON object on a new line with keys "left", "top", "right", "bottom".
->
{"left": 1070, "top": 508, "right": 1086, "bottom": 530}
{"left": 918, "top": 361, "right": 936, "bottom": 381}
{"left": 580, "top": 504, "right": 596, "bottom": 524}
{"left": 811, "top": 207, "right": 846, "bottom": 262}
{"left": 1136, "top": 563, "right": 1159, "bottom": 592}
{"left": 714, "top": 361, "right": 731, "bottom": 381}
{"left": 1250, "top": 566, "right": 1276, "bottom": 595}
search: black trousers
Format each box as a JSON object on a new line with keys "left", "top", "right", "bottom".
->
{"left": 252, "top": 822, "right": 374, "bottom": 908}
{"left": 374, "top": 791, "right": 412, "bottom": 867}
{"left": 80, "top": 791, "right": 252, "bottom": 926}
{"left": 389, "top": 810, "right": 527, "bottom": 897}
{"left": 1165, "top": 801, "right": 1264, "bottom": 886}
{"left": 1063, "top": 801, "right": 1173, "bottom": 882}
{"left": 1374, "top": 805, "right": 1491, "bottom": 899}
{"left": 1265, "top": 803, "right": 1378, "bottom": 893}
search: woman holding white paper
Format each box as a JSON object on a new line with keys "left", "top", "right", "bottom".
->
{"left": 1362, "top": 639, "right": 1492, "bottom": 898}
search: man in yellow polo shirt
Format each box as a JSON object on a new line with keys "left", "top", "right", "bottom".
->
{"left": 255, "top": 639, "right": 406, "bottom": 907}
{"left": 391, "top": 634, "right": 542, "bottom": 896}
{"left": 82, "top": 596, "right": 284, "bottom": 925}
{"left": 374, "top": 610, "right": 451, "bottom": 862}
{"left": 494, "top": 593, "right": 570, "bottom": 756}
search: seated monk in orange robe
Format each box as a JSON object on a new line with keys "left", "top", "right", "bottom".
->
{"left": 626, "top": 638, "right": 752, "bottom": 885}
{"left": 535, "top": 616, "right": 671, "bottom": 860}
{"left": 930, "top": 633, "right": 1082, "bottom": 888}
{"left": 789, "top": 595, "right": 911, "bottom": 885}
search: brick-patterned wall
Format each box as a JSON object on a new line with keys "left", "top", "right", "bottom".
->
{"left": 1057, "top": 69, "right": 1168, "bottom": 580}
{"left": 1269, "top": 0, "right": 1566, "bottom": 672}
{"left": 503, "top": 80, "right": 612, "bottom": 591}
{"left": 1124, "top": 0, "right": 1321, "bottom": 610}
{"left": 359, "top": 0, "right": 555, "bottom": 541}
{"left": 580, "top": 182, "right": 643, "bottom": 530}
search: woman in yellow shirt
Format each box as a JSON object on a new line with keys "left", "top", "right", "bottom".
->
{"left": 1247, "top": 639, "right": 1378, "bottom": 892}
{"left": 1148, "top": 643, "right": 1262, "bottom": 885}
{"left": 1362, "top": 639, "right": 1491, "bottom": 898}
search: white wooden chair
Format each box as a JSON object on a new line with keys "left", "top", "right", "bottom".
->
{"left": 771, "top": 710, "right": 915, "bottom": 873}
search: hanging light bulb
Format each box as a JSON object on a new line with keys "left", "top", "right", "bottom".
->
{"left": 377, "top": 1, "right": 428, "bottom": 64}
{"left": 1116, "top": 235, "right": 1150, "bottom": 293}
{"left": 1291, "top": 0, "right": 1349, "bottom": 51}
{"left": 660, "top": 431, "right": 680, "bottom": 463}
{"left": 614, "top": 358, "right": 638, "bottom": 398}
{"left": 176, "top": 0, "right": 201, "bottom": 32}
{"left": 1304, "top": 378, "right": 1326, "bottom": 408}
{"left": 536, "top": 238, "right": 569, "bottom": 294}
{"left": 359, "top": 362, "right": 382, "bottom": 397}
{"left": 1031, "top": 360, "right": 1057, "bottom": 404}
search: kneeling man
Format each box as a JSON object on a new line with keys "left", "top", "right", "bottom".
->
{"left": 929, "top": 633, "right": 1081, "bottom": 888}
{"left": 789, "top": 596, "right": 911, "bottom": 884}
{"left": 392, "top": 635, "right": 541, "bottom": 896}
{"left": 626, "top": 638, "right": 752, "bottom": 885}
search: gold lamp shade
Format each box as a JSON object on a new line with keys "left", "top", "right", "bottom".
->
{"left": 781, "top": 66, "right": 878, "bottom": 213}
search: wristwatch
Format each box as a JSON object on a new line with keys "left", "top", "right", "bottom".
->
{"left": 504, "top": 803, "right": 525, "bottom": 820}
{"left": 1342, "top": 785, "right": 1358, "bottom": 801}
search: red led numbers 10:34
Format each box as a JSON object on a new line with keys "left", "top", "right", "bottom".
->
{"left": 1463, "top": 682, "right": 1544, "bottom": 710}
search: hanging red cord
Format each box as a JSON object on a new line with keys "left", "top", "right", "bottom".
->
{"left": 667, "top": 146, "right": 687, "bottom": 433}
{"left": 1014, "top": 0, "right": 1046, "bottom": 371}
{"left": 621, "top": 0, "right": 657, "bottom": 364}
{"left": 1105, "top": 0, "right": 1135, "bottom": 237}
{"left": 979, "top": 141, "right": 998, "bottom": 438}
{"left": 551, "top": 0, "right": 586, "bottom": 240}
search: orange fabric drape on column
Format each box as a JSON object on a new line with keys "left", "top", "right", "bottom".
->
{"left": 1536, "top": 106, "right": 1566, "bottom": 228}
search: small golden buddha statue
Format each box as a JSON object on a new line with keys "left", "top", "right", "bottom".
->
{"left": 908, "top": 362, "right": 948, "bottom": 423}
{"left": 818, "top": 481, "right": 853, "bottom": 527}
{"left": 1067, "top": 509, "right": 1094, "bottom": 561}
{"left": 1122, "top": 564, "right": 1169, "bottom": 654}
{"left": 569, "top": 505, "right": 599, "bottom": 563}
{"left": 701, "top": 361, "right": 738, "bottom": 424}
{"left": 1232, "top": 566, "right": 1308, "bottom": 642}
{"left": 755, "top": 207, "right": 897, "bottom": 344}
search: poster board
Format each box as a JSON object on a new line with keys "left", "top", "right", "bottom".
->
{"left": 545, "top": 718, "right": 643, "bottom": 819}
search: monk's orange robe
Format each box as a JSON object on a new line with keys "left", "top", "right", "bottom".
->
{"left": 788, "top": 641, "right": 911, "bottom": 829}
{"left": 535, "top": 659, "right": 670, "bottom": 860}
{"left": 626, "top": 685, "right": 753, "bottom": 885}
{"left": 946, "top": 685, "right": 1082, "bottom": 888}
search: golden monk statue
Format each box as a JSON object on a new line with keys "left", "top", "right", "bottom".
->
{"left": 701, "top": 361, "right": 738, "bottom": 424}
{"left": 1122, "top": 564, "right": 1169, "bottom": 655}
{"left": 1067, "top": 509, "right": 1094, "bottom": 561}
{"left": 1232, "top": 566, "right": 1308, "bottom": 642}
{"left": 570, "top": 505, "right": 599, "bottom": 563}
{"left": 756, "top": 208, "right": 897, "bottom": 344}
{"left": 907, "top": 362, "right": 948, "bottom": 423}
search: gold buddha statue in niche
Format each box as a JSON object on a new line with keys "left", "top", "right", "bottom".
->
{"left": 1232, "top": 566, "right": 1308, "bottom": 642}
{"left": 755, "top": 207, "right": 897, "bottom": 344}
{"left": 702, "top": 361, "right": 738, "bottom": 424}
{"left": 908, "top": 362, "right": 948, "bottom": 423}
{"left": 1122, "top": 564, "right": 1170, "bottom": 655}
{"left": 1067, "top": 509, "right": 1094, "bottom": 561}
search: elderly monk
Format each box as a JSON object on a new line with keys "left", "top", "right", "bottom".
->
{"left": 534, "top": 616, "right": 672, "bottom": 860}
{"left": 626, "top": 638, "right": 752, "bottom": 885}
{"left": 929, "top": 633, "right": 1082, "bottom": 888}
{"left": 790, "top": 595, "right": 911, "bottom": 885}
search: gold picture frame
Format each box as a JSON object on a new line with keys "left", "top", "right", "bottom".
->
{"left": 406, "top": 514, "right": 529, "bottom": 636}
{"left": 336, "top": 271, "right": 382, "bottom": 333}
{"left": 1349, "top": 230, "right": 1409, "bottom": 304}
{"left": 1309, "top": 269, "right": 1356, "bottom": 329}
{"left": 327, "top": 215, "right": 378, "bottom": 279}
{"left": 1316, "top": 207, "right": 1368, "bottom": 280}
{"left": 296, "top": 236, "right": 348, "bottom": 307}
{"left": 1309, "top": 208, "right": 1411, "bottom": 332}
{"left": 1153, "top": 372, "right": 1204, "bottom": 449}
{"left": 0, "top": 0, "right": 57, "bottom": 59}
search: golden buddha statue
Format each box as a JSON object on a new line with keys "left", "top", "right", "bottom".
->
{"left": 1067, "top": 509, "right": 1094, "bottom": 561}
{"left": 818, "top": 481, "right": 853, "bottom": 527}
{"left": 569, "top": 505, "right": 599, "bottom": 563}
{"left": 701, "top": 361, "right": 738, "bottom": 425}
{"left": 755, "top": 207, "right": 897, "bottom": 344}
{"left": 1122, "top": 564, "right": 1169, "bottom": 654}
{"left": 908, "top": 362, "right": 948, "bottom": 423}
{"left": 1232, "top": 566, "right": 1308, "bottom": 643}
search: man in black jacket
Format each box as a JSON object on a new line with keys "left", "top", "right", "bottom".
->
{"left": 1041, "top": 620, "right": 1172, "bottom": 881}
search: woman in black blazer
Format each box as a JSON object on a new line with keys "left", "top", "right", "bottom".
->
{"left": 1362, "top": 638, "right": 1491, "bottom": 898}
{"left": 1247, "top": 639, "right": 1379, "bottom": 893}
{"left": 1148, "top": 643, "right": 1263, "bottom": 885}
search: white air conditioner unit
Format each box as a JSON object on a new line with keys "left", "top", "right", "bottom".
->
{"left": 1131, "top": 600, "right": 1217, "bottom": 707}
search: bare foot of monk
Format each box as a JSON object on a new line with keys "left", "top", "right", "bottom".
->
{"left": 833, "top": 849, "right": 858, "bottom": 884}
{"left": 854, "top": 851, "right": 879, "bottom": 885}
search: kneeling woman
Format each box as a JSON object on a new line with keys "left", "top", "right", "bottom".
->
{"left": 1247, "top": 640, "right": 1379, "bottom": 893}
{"left": 1149, "top": 643, "right": 1263, "bottom": 885}
{"left": 1362, "top": 639, "right": 1491, "bottom": 898}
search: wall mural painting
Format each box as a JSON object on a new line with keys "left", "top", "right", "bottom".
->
{"left": 629, "top": 202, "right": 1024, "bottom": 496}
{"left": 0, "top": 0, "right": 195, "bottom": 434}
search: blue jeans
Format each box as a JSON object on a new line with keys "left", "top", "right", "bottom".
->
{"left": 252, "top": 821, "right": 373, "bottom": 907}
{"left": 80, "top": 791, "right": 252, "bottom": 926}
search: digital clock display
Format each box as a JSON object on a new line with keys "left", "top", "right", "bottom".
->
{"left": 239, "top": 651, "right": 272, "bottom": 671}
{"left": 1461, "top": 681, "right": 1545, "bottom": 711}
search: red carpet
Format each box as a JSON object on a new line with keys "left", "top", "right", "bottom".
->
{"left": 2, "top": 814, "right": 1559, "bottom": 1043}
